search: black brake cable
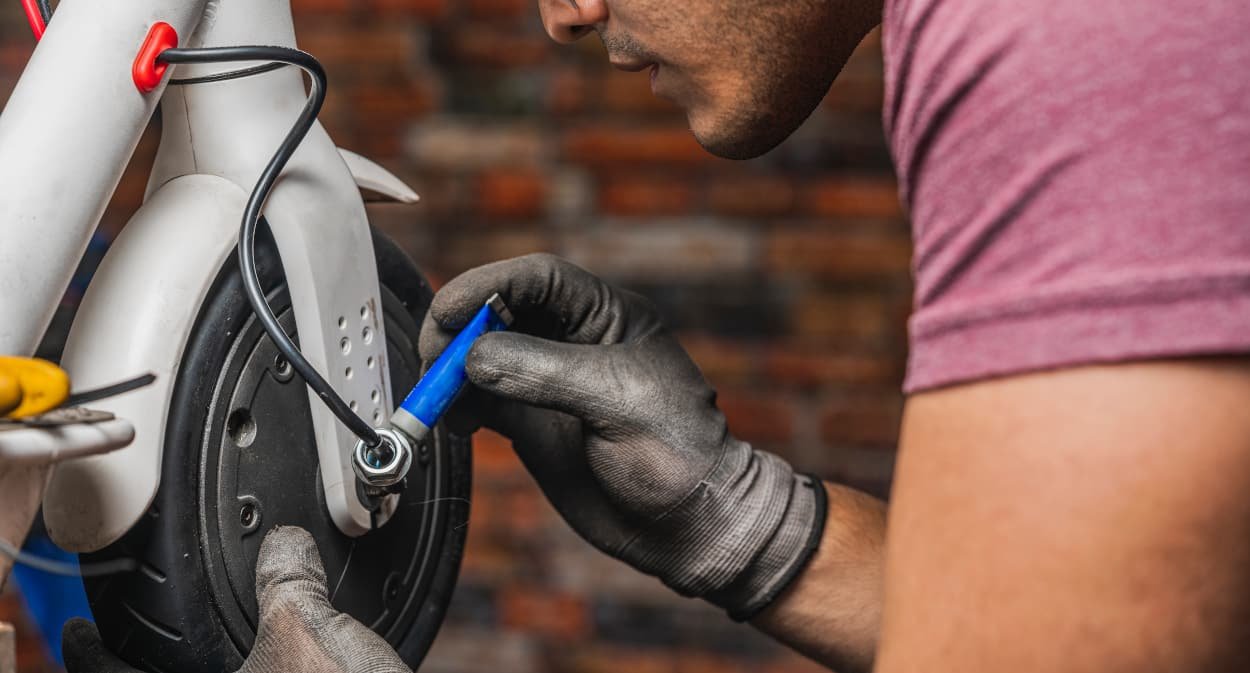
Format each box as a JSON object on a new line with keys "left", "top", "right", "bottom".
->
{"left": 3, "top": 19, "right": 382, "bottom": 578}
{"left": 19, "top": 9, "right": 375, "bottom": 446}
{"left": 157, "top": 46, "right": 382, "bottom": 449}
{"left": 169, "top": 61, "right": 287, "bottom": 86}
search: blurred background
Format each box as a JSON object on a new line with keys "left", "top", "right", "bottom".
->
{"left": 0, "top": 1, "right": 910, "bottom": 671}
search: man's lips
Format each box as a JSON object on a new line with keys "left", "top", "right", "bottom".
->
{"left": 609, "top": 58, "right": 655, "bottom": 73}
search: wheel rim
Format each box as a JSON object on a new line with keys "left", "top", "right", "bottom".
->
{"left": 198, "top": 286, "right": 459, "bottom": 655}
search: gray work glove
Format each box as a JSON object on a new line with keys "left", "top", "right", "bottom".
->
{"left": 63, "top": 527, "right": 409, "bottom": 673}
{"left": 420, "top": 253, "right": 826, "bottom": 620}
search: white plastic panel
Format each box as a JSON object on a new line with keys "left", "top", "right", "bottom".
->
{"left": 0, "top": 0, "right": 209, "bottom": 356}
{"left": 45, "top": 175, "right": 247, "bottom": 552}
{"left": 145, "top": 0, "right": 393, "bottom": 535}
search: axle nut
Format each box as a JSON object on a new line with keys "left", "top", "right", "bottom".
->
{"left": 352, "top": 428, "right": 413, "bottom": 488}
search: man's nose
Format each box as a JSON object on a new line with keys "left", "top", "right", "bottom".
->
{"left": 538, "top": 0, "right": 607, "bottom": 44}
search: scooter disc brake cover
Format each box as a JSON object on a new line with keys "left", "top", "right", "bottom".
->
{"left": 206, "top": 300, "right": 451, "bottom": 652}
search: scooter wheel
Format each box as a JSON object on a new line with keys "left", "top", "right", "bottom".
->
{"left": 80, "top": 226, "right": 469, "bottom": 672}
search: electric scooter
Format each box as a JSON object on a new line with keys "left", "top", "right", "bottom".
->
{"left": 0, "top": 1, "right": 469, "bottom": 670}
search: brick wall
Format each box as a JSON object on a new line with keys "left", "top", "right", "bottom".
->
{"left": 0, "top": 1, "right": 910, "bottom": 671}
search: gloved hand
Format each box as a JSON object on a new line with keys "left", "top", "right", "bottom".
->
{"left": 63, "top": 527, "right": 409, "bottom": 673}
{"left": 420, "top": 253, "right": 826, "bottom": 620}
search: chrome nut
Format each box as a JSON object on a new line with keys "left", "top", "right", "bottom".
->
{"left": 352, "top": 427, "right": 413, "bottom": 488}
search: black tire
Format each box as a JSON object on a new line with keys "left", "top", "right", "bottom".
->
{"left": 81, "top": 226, "right": 470, "bottom": 672}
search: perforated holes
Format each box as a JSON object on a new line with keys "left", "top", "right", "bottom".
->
{"left": 345, "top": 367, "right": 354, "bottom": 380}
{"left": 340, "top": 337, "right": 351, "bottom": 355}
{"left": 370, "top": 389, "right": 380, "bottom": 404}
{"left": 367, "top": 356, "right": 376, "bottom": 369}
{"left": 337, "top": 316, "right": 347, "bottom": 330}
{"left": 349, "top": 400, "right": 358, "bottom": 412}
{"left": 360, "top": 305, "right": 370, "bottom": 320}
{"left": 362, "top": 326, "right": 374, "bottom": 344}
{"left": 373, "top": 410, "right": 382, "bottom": 424}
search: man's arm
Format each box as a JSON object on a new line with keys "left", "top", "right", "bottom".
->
{"left": 876, "top": 359, "right": 1250, "bottom": 672}
{"left": 754, "top": 484, "right": 886, "bottom": 673}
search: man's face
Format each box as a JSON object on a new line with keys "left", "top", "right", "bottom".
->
{"left": 538, "top": 0, "right": 880, "bottom": 159}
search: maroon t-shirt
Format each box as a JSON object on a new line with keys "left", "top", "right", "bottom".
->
{"left": 883, "top": 0, "right": 1250, "bottom": 392}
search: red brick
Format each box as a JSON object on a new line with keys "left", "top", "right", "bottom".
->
{"left": 498, "top": 587, "right": 591, "bottom": 640}
{"left": 821, "top": 72, "right": 887, "bottom": 114}
{"left": 467, "top": 480, "right": 547, "bottom": 538}
{"left": 803, "top": 177, "right": 904, "bottom": 219}
{"left": 767, "top": 228, "right": 912, "bottom": 281}
{"left": 678, "top": 334, "right": 758, "bottom": 386}
{"left": 821, "top": 395, "right": 904, "bottom": 448}
{"left": 764, "top": 347, "right": 901, "bottom": 388}
{"left": 109, "top": 125, "right": 161, "bottom": 216}
{"left": 560, "top": 647, "right": 677, "bottom": 673}
{"left": 0, "top": 44, "right": 33, "bottom": 74}
{"left": 477, "top": 169, "right": 549, "bottom": 219}
{"left": 546, "top": 68, "right": 588, "bottom": 115}
{"left": 676, "top": 653, "right": 755, "bottom": 673}
{"left": 408, "top": 122, "right": 547, "bottom": 170}
{"left": 599, "top": 174, "right": 694, "bottom": 216}
{"left": 439, "top": 231, "right": 555, "bottom": 274}
{"left": 562, "top": 223, "right": 756, "bottom": 281}
{"left": 350, "top": 82, "right": 436, "bottom": 125}
{"left": 348, "top": 82, "right": 437, "bottom": 156}
{"left": 458, "top": 536, "right": 519, "bottom": 582}
{"left": 716, "top": 392, "right": 794, "bottom": 445}
{"left": 291, "top": 0, "right": 349, "bottom": 13}
{"left": 472, "top": 429, "right": 525, "bottom": 480}
{"left": 790, "top": 293, "right": 892, "bottom": 345}
{"left": 366, "top": 0, "right": 450, "bottom": 20}
{"left": 706, "top": 176, "right": 797, "bottom": 218}
{"left": 449, "top": 28, "right": 552, "bottom": 67}
{"left": 466, "top": 0, "right": 531, "bottom": 21}
{"left": 295, "top": 24, "right": 416, "bottom": 72}
{"left": 564, "top": 127, "right": 712, "bottom": 166}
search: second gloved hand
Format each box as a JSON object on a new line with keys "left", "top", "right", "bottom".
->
{"left": 420, "top": 254, "right": 825, "bottom": 620}
{"left": 63, "top": 527, "right": 409, "bottom": 673}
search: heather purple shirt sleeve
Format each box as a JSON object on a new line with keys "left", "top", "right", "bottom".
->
{"left": 883, "top": 0, "right": 1250, "bottom": 393}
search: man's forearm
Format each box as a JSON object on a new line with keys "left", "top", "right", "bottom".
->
{"left": 752, "top": 482, "right": 887, "bottom": 673}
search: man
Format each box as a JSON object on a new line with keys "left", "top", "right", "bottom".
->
{"left": 65, "top": 0, "right": 1250, "bottom": 671}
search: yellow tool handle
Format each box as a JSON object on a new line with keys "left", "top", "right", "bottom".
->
{"left": 0, "top": 356, "right": 70, "bottom": 419}
{"left": 0, "top": 371, "right": 20, "bottom": 416}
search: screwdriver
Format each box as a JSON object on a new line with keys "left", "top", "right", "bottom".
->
{"left": 353, "top": 294, "right": 512, "bottom": 488}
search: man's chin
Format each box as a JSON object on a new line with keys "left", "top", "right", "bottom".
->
{"left": 690, "top": 125, "right": 788, "bottom": 161}
{"left": 687, "top": 108, "right": 794, "bottom": 160}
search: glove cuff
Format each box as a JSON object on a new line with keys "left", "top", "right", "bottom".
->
{"left": 621, "top": 444, "right": 826, "bottom": 620}
{"left": 713, "top": 474, "right": 827, "bottom": 621}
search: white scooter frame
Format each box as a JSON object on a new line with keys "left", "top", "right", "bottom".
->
{"left": 0, "top": 0, "right": 419, "bottom": 552}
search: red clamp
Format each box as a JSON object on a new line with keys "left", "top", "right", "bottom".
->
{"left": 133, "top": 22, "right": 179, "bottom": 94}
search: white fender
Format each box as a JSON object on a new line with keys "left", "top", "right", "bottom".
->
{"left": 45, "top": 175, "right": 248, "bottom": 552}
